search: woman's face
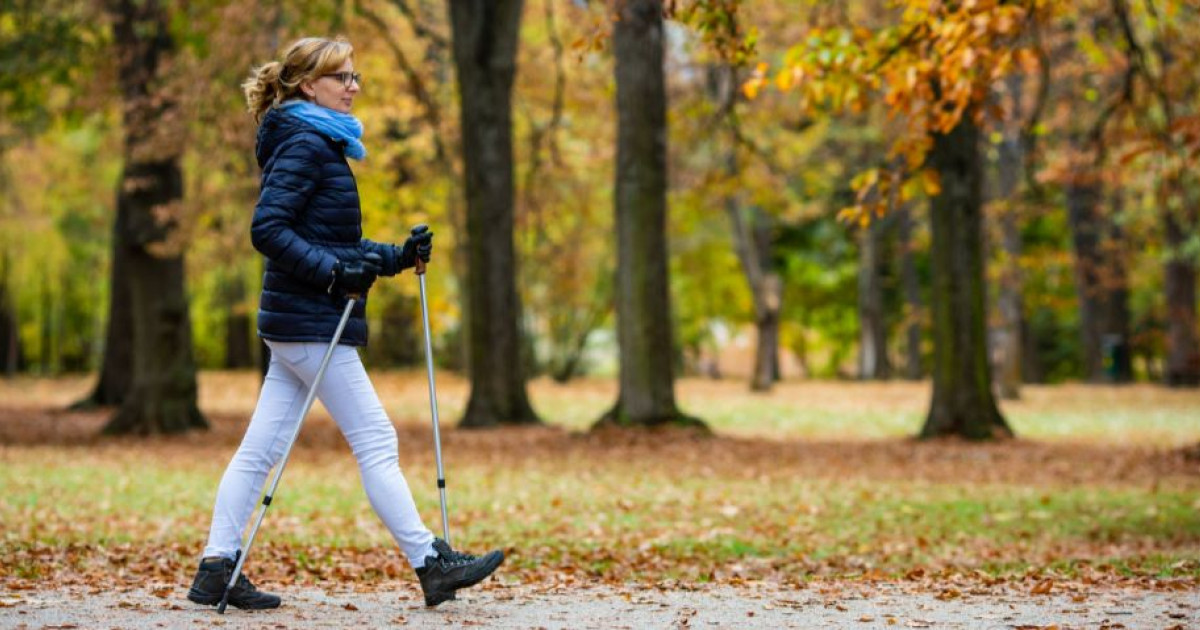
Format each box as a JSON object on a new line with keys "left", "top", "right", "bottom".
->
{"left": 303, "top": 59, "right": 360, "bottom": 114}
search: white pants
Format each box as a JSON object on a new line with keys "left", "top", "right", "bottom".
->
{"left": 203, "top": 340, "right": 435, "bottom": 568}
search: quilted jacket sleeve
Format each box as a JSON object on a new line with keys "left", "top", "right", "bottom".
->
{"left": 360, "top": 238, "right": 402, "bottom": 277}
{"left": 250, "top": 135, "right": 340, "bottom": 289}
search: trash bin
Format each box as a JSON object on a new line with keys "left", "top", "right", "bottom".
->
{"left": 1101, "top": 333, "right": 1132, "bottom": 383}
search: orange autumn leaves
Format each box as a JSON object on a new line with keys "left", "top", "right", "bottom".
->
{"left": 745, "top": 0, "right": 1051, "bottom": 225}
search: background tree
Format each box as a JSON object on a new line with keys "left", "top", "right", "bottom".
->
{"left": 515, "top": 0, "right": 614, "bottom": 384}
{"left": 1107, "top": 0, "right": 1200, "bottom": 387}
{"left": 857, "top": 216, "right": 891, "bottom": 380}
{"left": 1059, "top": 11, "right": 1134, "bottom": 383}
{"left": 598, "top": 0, "right": 702, "bottom": 428}
{"left": 449, "top": 0, "right": 541, "bottom": 427}
{"left": 895, "top": 203, "right": 924, "bottom": 380}
{"left": 752, "top": 0, "right": 1033, "bottom": 438}
{"left": 100, "top": 0, "right": 204, "bottom": 434}
{"left": 986, "top": 65, "right": 1043, "bottom": 399}
{"left": 710, "top": 63, "right": 784, "bottom": 391}
{"left": 922, "top": 116, "right": 1010, "bottom": 438}
{"left": 0, "top": 1, "right": 114, "bottom": 391}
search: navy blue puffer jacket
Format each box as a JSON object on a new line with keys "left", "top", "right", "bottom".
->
{"left": 251, "top": 106, "right": 401, "bottom": 346}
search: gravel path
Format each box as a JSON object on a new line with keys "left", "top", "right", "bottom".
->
{"left": 2, "top": 581, "right": 1196, "bottom": 629}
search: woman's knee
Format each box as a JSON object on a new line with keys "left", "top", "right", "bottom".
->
{"left": 231, "top": 439, "right": 287, "bottom": 473}
{"left": 351, "top": 427, "right": 399, "bottom": 470}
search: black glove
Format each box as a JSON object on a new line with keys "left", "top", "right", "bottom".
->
{"left": 329, "top": 252, "right": 382, "bottom": 295}
{"left": 397, "top": 224, "right": 434, "bottom": 270}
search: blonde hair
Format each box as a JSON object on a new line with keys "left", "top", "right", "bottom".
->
{"left": 243, "top": 37, "right": 354, "bottom": 121}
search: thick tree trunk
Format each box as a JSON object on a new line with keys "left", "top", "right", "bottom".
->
{"left": 857, "top": 219, "right": 890, "bottom": 380}
{"left": 450, "top": 0, "right": 540, "bottom": 427}
{"left": 1163, "top": 207, "right": 1200, "bottom": 386}
{"left": 1066, "top": 178, "right": 1133, "bottom": 383}
{"left": 101, "top": 0, "right": 204, "bottom": 435}
{"left": 920, "top": 118, "right": 1012, "bottom": 440}
{"left": 597, "top": 0, "right": 702, "bottom": 429}
{"left": 896, "top": 205, "right": 923, "bottom": 380}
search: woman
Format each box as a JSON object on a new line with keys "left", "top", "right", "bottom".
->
{"left": 187, "top": 36, "right": 502, "bottom": 610}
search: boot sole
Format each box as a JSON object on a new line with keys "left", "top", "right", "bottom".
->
{"left": 187, "top": 588, "right": 282, "bottom": 610}
{"left": 423, "top": 552, "right": 504, "bottom": 607}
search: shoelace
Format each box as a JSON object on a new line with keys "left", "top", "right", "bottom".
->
{"left": 223, "top": 568, "right": 256, "bottom": 592}
{"left": 434, "top": 542, "right": 478, "bottom": 567}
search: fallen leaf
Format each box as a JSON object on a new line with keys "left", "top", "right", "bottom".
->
{"left": 936, "top": 588, "right": 961, "bottom": 601}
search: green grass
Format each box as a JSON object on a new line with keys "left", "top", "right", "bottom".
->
{"left": 1, "top": 377, "right": 1198, "bottom": 583}
{"left": 2, "top": 442, "right": 1197, "bottom": 583}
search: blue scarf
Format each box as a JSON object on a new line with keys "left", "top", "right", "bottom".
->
{"left": 281, "top": 100, "right": 367, "bottom": 161}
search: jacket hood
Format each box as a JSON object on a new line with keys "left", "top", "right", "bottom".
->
{"left": 256, "top": 107, "right": 318, "bottom": 168}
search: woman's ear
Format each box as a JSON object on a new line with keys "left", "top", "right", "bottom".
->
{"left": 300, "top": 80, "right": 315, "bottom": 99}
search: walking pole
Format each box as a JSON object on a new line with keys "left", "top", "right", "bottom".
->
{"left": 415, "top": 253, "right": 451, "bottom": 545}
{"left": 217, "top": 295, "right": 358, "bottom": 614}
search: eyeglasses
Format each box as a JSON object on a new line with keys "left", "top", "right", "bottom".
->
{"left": 322, "top": 71, "right": 362, "bottom": 88}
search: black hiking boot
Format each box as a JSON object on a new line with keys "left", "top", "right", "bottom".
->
{"left": 187, "top": 556, "right": 281, "bottom": 610}
{"left": 416, "top": 538, "right": 504, "bottom": 607}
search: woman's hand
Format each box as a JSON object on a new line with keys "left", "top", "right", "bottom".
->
{"left": 329, "top": 252, "right": 382, "bottom": 295}
{"left": 397, "top": 224, "right": 434, "bottom": 270}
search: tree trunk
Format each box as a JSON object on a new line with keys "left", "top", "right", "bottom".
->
{"left": 734, "top": 204, "right": 782, "bottom": 392}
{"left": 708, "top": 64, "right": 782, "bottom": 392}
{"left": 725, "top": 183, "right": 782, "bottom": 391}
{"left": 597, "top": 0, "right": 702, "bottom": 429}
{"left": 896, "top": 205, "right": 923, "bottom": 380}
{"left": 992, "top": 82, "right": 1025, "bottom": 399}
{"left": 0, "top": 279, "right": 21, "bottom": 376}
{"left": 1163, "top": 207, "right": 1200, "bottom": 386}
{"left": 449, "top": 0, "right": 540, "bottom": 427}
{"left": 1066, "top": 177, "right": 1133, "bottom": 383}
{"left": 101, "top": 0, "right": 204, "bottom": 435}
{"left": 920, "top": 118, "right": 1012, "bottom": 440}
{"left": 857, "top": 219, "right": 890, "bottom": 380}
{"left": 223, "top": 276, "right": 254, "bottom": 369}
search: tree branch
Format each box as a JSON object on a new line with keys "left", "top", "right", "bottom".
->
{"left": 354, "top": 0, "right": 450, "bottom": 166}
{"left": 520, "top": 0, "right": 568, "bottom": 233}
{"left": 1019, "top": 7, "right": 1051, "bottom": 195}
{"left": 384, "top": 0, "right": 449, "bottom": 52}
{"left": 1112, "top": 0, "right": 1174, "bottom": 129}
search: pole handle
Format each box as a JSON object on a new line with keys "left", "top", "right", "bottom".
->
{"left": 411, "top": 225, "right": 428, "bottom": 276}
